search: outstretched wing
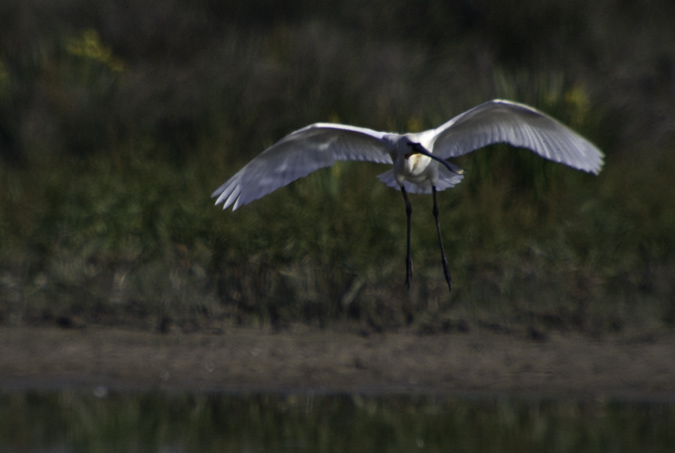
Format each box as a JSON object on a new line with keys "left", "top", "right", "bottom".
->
{"left": 213, "top": 123, "right": 393, "bottom": 210}
{"left": 426, "top": 99, "right": 604, "bottom": 174}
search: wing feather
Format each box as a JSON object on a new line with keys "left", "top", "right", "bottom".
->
{"left": 213, "top": 123, "right": 393, "bottom": 210}
{"left": 428, "top": 100, "right": 604, "bottom": 174}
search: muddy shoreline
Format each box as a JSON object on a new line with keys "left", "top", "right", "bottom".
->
{"left": 1, "top": 326, "right": 674, "bottom": 400}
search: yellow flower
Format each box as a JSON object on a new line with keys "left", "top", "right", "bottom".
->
{"left": 66, "top": 29, "right": 126, "bottom": 72}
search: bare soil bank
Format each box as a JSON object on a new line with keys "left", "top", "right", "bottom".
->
{"left": 1, "top": 326, "right": 674, "bottom": 399}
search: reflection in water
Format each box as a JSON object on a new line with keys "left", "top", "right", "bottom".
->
{"left": 0, "top": 391, "right": 674, "bottom": 452}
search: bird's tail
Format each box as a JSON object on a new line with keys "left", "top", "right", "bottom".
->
{"left": 377, "top": 162, "right": 464, "bottom": 194}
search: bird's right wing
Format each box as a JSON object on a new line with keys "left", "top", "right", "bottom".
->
{"left": 213, "top": 123, "right": 394, "bottom": 210}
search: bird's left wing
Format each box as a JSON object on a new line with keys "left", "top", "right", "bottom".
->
{"left": 425, "top": 99, "right": 604, "bottom": 174}
{"left": 213, "top": 123, "right": 394, "bottom": 210}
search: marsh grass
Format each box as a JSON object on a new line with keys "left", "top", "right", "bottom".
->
{"left": 0, "top": 0, "right": 674, "bottom": 334}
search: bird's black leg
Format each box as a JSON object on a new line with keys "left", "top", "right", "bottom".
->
{"left": 432, "top": 186, "right": 452, "bottom": 291}
{"left": 401, "top": 186, "right": 413, "bottom": 289}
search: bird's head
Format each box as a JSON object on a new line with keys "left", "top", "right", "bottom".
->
{"left": 403, "top": 140, "right": 462, "bottom": 175}
{"left": 406, "top": 141, "right": 428, "bottom": 158}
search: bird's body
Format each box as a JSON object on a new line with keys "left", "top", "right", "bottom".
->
{"left": 213, "top": 99, "right": 604, "bottom": 291}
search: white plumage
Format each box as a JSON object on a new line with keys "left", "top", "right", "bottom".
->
{"left": 213, "top": 99, "right": 604, "bottom": 290}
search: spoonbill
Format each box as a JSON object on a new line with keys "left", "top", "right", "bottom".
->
{"left": 213, "top": 99, "right": 604, "bottom": 291}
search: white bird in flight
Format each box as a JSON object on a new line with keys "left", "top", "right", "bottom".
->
{"left": 213, "top": 99, "right": 604, "bottom": 291}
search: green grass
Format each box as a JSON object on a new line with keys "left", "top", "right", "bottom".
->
{"left": 0, "top": 0, "right": 674, "bottom": 334}
{"left": 1, "top": 134, "right": 673, "bottom": 334}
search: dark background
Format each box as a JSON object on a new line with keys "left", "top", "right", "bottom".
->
{"left": 0, "top": 0, "right": 673, "bottom": 334}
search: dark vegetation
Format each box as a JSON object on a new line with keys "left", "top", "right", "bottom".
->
{"left": 3, "top": 393, "right": 674, "bottom": 452}
{"left": 0, "top": 0, "right": 674, "bottom": 334}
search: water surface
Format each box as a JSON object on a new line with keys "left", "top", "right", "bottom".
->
{"left": 1, "top": 391, "right": 673, "bottom": 452}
